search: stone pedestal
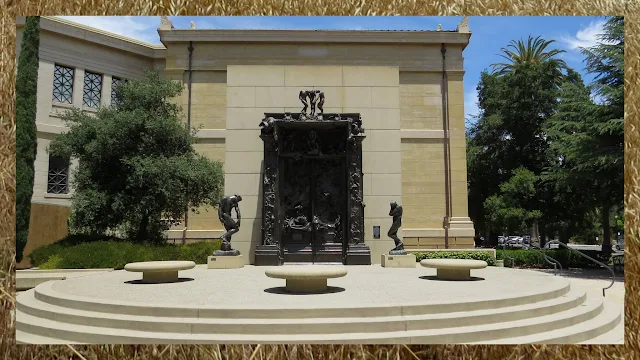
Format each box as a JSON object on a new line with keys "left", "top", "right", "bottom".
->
{"left": 286, "top": 278, "right": 327, "bottom": 293}
{"left": 381, "top": 253, "right": 416, "bottom": 268}
{"left": 142, "top": 271, "right": 178, "bottom": 283}
{"left": 207, "top": 255, "right": 244, "bottom": 269}
{"left": 437, "top": 268, "right": 471, "bottom": 281}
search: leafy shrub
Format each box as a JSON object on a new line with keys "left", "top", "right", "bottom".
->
{"left": 497, "top": 249, "right": 613, "bottom": 269}
{"left": 27, "top": 233, "right": 122, "bottom": 266}
{"left": 411, "top": 251, "right": 496, "bottom": 266}
{"left": 30, "top": 237, "right": 222, "bottom": 269}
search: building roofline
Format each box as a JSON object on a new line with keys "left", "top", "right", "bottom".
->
{"left": 158, "top": 29, "right": 471, "bottom": 49}
{"left": 16, "top": 16, "right": 472, "bottom": 55}
{"left": 16, "top": 16, "right": 167, "bottom": 58}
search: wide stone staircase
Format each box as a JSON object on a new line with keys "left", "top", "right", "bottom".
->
{"left": 16, "top": 278, "right": 621, "bottom": 344}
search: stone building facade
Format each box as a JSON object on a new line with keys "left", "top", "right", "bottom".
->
{"left": 16, "top": 16, "right": 476, "bottom": 265}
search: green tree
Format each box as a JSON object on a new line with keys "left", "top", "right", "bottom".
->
{"left": 483, "top": 168, "right": 542, "bottom": 235}
{"left": 49, "top": 69, "right": 224, "bottom": 242}
{"left": 542, "top": 69, "right": 595, "bottom": 245}
{"left": 16, "top": 16, "right": 40, "bottom": 263}
{"left": 491, "top": 35, "right": 568, "bottom": 84}
{"left": 468, "top": 61, "right": 560, "bottom": 245}
{"left": 545, "top": 17, "right": 624, "bottom": 250}
{"left": 580, "top": 16, "right": 624, "bottom": 250}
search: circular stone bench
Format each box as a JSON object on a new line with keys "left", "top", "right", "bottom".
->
{"left": 420, "top": 259, "right": 488, "bottom": 280}
{"left": 124, "top": 261, "right": 196, "bottom": 283}
{"left": 265, "top": 265, "right": 348, "bottom": 293}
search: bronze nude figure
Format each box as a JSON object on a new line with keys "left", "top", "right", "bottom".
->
{"left": 299, "top": 91, "right": 309, "bottom": 114}
{"left": 215, "top": 194, "right": 243, "bottom": 256}
{"left": 388, "top": 200, "right": 406, "bottom": 255}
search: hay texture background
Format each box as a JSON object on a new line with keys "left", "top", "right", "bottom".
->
{"left": 0, "top": 0, "right": 636, "bottom": 359}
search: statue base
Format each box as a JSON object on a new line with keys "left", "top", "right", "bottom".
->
{"left": 208, "top": 255, "right": 244, "bottom": 269}
{"left": 213, "top": 249, "right": 241, "bottom": 256}
{"left": 381, "top": 253, "right": 416, "bottom": 268}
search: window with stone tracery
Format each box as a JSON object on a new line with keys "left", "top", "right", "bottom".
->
{"left": 52, "top": 64, "right": 74, "bottom": 104}
{"left": 83, "top": 71, "right": 102, "bottom": 108}
{"left": 47, "top": 155, "right": 70, "bottom": 194}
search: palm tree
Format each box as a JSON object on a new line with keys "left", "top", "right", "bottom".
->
{"left": 491, "top": 35, "right": 568, "bottom": 82}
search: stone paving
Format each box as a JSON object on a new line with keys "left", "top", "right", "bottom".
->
{"left": 51, "top": 265, "right": 569, "bottom": 309}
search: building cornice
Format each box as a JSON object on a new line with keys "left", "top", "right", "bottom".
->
{"left": 16, "top": 16, "right": 167, "bottom": 58}
{"left": 159, "top": 29, "right": 471, "bottom": 49}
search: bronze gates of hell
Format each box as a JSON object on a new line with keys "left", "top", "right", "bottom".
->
{"left": 254, "top": 91, "right": 371, "bottom": 265}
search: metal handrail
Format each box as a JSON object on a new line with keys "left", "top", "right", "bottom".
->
{"left": 543, "top": 240, "right": 615, "bottom": 297}
{"left": 529, "top": 243, "right": 563, "bottom": 276}
{"left": 500, "top": 240, "right": 516, "bottom": 267}
{"left": 501, "top": 240, "right": 562, "bottom": 274}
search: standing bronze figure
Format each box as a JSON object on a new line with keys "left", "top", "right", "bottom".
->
{"left": 299, "top": 91, "right": 309, "bottom": 114}
{"left": 316, "top": 91, "right": 325, "bottom": 115}
{"left": 215, "top": 194, "right": 243, "bottom": 256}
{"left": 308, "top": 91, "right": 318, "bottom": 115}
{"left": 388, "top": 200, "right": 406, "bottom": 254}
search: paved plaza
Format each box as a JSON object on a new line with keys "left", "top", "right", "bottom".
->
{"left": 16, "top": 265, "right": 622, "bottom": 344}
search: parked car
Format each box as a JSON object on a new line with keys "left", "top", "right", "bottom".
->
{"left": 614, "top": 239, "right": 624, "bottom": 251}
{"left": 508, "top": 236, "right": 523, "bottom": 245}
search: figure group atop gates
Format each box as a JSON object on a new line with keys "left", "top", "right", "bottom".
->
{"left": 298, "top": 90, "right": 325, "bottom": 120}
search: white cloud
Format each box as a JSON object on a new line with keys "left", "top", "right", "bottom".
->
{"left": 57, "top": 16, "right": 161, "bottom": 44}
{"left": 464, "top": 90, "right": 480, "bottom": 120}
{"left": 560, "top": 19, "right": 609, "bottom": 50}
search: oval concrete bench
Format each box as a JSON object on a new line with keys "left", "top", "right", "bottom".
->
{"left": 265, "top": 265, "right": 348, "bottom": 293}
{"left": 124, "top": 261, "right": 196, "bottom": 283}
{"left": 420, "top": 259, "right": 488, "bottom": 280}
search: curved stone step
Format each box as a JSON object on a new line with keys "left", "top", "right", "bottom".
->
{"left": 16, "top": 288, "right": 587, "bottom": 335}
{"left": 15, "top": 330, "right": 81, "bottom": 345}
{"left": 31, "top": 278, "right": 571, "bottom": 319}
{"left": 474, "top": 300, "right": 621, "bottom": 344}
{"left": 16, "top": 294, "right": 604, "bottom": 344}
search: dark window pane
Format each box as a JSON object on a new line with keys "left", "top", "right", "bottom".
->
{"left": 83, "top": 71, "right": 102, "bottom": 108}
{"left": 47, "top": 156, "right": 69, "bottom": 194}
{"left": 52, "top": 65, "right": 74, "bottom": 104}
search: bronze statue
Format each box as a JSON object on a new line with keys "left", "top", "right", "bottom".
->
{"left": 307, "top": 91, "right": 317, "bottom": 115}
{"left": 299, "top": 91, "right": 309, "bottom": 114}
{"left": 215, "top": 194, "right": 242, "bottom": 256}
{"left": 307, "top": 131, "right": 322, "bottom": 155}
{"left": 388, "top": 200, "right": 406, "bottom": 254}
{"left": 286, "top": 204, "right": 311, "bottom": 232}
{"left": 317, "top": 91, "right": 325, "bottom": 115}
{"left": 298, "top": 90, "right": 325, "bottom": 118}
{"left": 259, "top": 116, "right": 275, "bottom": 135}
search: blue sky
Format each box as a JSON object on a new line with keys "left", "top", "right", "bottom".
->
{"left": 59, "top": 16, "right": 610, "bottom": 123}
